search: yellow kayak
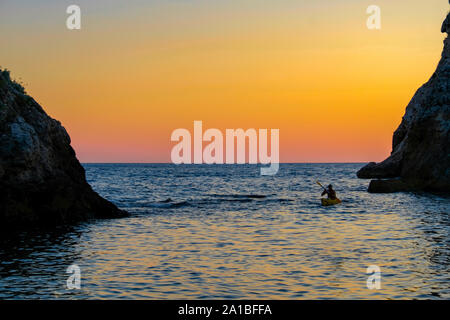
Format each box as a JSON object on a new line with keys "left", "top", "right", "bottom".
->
{"left": 321, "top": 198, "right": 342, "bottom": 206}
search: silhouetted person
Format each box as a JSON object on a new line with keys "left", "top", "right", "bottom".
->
{"left": 321, "top": 184, "right": 337, "bottom": 200}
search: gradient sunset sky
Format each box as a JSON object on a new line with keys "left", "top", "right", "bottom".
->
{"left": 0, "top": 0, "right": 448, "bottom": 163}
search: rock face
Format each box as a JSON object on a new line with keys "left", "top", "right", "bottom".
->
{"left": 357, "top": 11, "right": 450, "bottom": 193}
{"left": 0, "top": 69, "right": 127, "bottom": 229}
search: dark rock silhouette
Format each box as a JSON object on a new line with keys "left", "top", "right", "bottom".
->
{"left": 357, "top": 11, "right": 450, "bottom": 193}
{"left": 0, "top": 69, "right": 128, "bottom": 229}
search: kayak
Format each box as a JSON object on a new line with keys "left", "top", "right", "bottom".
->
{"left": 321, "top": 198, "right": 342, "bottom": 206}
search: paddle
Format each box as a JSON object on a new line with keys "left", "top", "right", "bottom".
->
{"left": 316, "top": 181, "right": 326, "bottom": 190}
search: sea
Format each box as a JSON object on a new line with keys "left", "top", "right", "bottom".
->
{"left": 0, "top": 163, "right": 449, "bottom": 299}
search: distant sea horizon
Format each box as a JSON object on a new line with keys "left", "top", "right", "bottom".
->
{"left": 80, "top": 162, "right": 369, "bottom": 164}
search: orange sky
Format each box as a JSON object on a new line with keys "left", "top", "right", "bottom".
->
{"left": 0, "top": 0, "right": 448, "bottom": 162}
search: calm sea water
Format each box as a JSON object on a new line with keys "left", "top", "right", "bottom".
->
{"left": 0, "top": 164, "right": 449, "bottom": 299}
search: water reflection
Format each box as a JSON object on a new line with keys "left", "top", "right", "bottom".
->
{"left": 0, "top": 164, "right": 448, "bottom": 299}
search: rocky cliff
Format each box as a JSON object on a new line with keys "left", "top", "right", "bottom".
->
{"left": 357, "top": 11, "right": 450, "bottom": 193}
{"left": 0, "top": 69, "right": 128, "bottom": 229}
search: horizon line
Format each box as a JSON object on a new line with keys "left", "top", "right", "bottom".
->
{"left": 81, "top": 162, "right": 369, "bottom": 164}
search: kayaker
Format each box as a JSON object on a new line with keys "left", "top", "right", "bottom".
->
{"left": 321, "top": 184, "right": 337, "bottom": 200}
